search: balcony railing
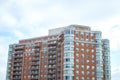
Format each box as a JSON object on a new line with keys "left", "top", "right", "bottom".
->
{"left": 15, "top": 46, "right": 24, "bottom": 49}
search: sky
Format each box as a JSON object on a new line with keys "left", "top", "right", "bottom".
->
{"left": 0, "top": 0, "right": 120, "bottom": 80}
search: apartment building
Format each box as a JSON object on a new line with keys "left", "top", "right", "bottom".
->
{"left": 6, "top": 25, "right": 111, "bottom": 80}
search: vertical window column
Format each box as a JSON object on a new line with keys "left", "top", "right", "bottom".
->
{"left": 64, "top": 29, "right": 74, "bottom": 80}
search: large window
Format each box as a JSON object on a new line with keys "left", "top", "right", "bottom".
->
{"left": 64, "top": 58, "right": 74, "bottom": 62}
{"left": 64, "top": 52, "right": 74, "bottom": 57}
{"left": 96, "top": 33, "right": 101, "bottom": 38}
{"left": 64, "top": 46, "right": 74, "bottom": 51}
{"left": 64, "top": 41, "right": 74, "bottom": 45}
{"left": 64, "top": 29, "right": 74, "bottom": 34}
{"left": 96, "top": 39, "right": 101, "bottom": 43}
{"left": 96, "top": 44, "right": 102, "bottom": 48}
{"left": 64, "top": 36, "right": 74, "bottom": 41}
{"left": 65, "top": 29, "right": 70, "bottom": 34}
{"left": 64, "top": 76, "right": 73, "bottom": 80}
{"left": 96, "top": 49, "right": 102, "bottom": 55}
{"left": 64, "top": 64, "right": 74, "bottom": 68}
{"left": 64, "top": 70, "right": 74, "bottom": 74}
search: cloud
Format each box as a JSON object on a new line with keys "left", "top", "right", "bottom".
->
{"left": 112, "top": 66, "right": 120, "bottom": 80}
{"left": 0, "top": 44, "right": 8, "bottom": 80}
{"left": 0, "top": 0, "right": 120, "bottom": 80}
{"left": 0, "top": 14, "right": 17, "bottom": 27}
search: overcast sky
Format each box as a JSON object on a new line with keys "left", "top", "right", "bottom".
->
{"left": 0, "top": 0, "right": 120, "bottom": 80}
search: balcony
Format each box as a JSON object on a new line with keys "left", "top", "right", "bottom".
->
{"left": 30, "top": 71, "right": 39, "bottom": 75}
{"left": 15, "top": 46, "right": 24, "bottom": 50}
{"left": 13, "top": 63, "right": 22, "bottom": 67}
{"left": 34, "top": 50, "right": 40, "bottom": 53}
{"left": 33, "top": 53, "right": 39, "bottom": 57}
{"left": 13, "top": 72, "right": 22, "bottom": 75}
{"left": 48, "top": 74, "right": 56, "bottom": 79}
{"left": 34, "top": 44, "right": 40, "bottom": 48}
{"left": 48, "top": 71, "right": 56, "bottom": 74}
{"left": 13, "top": 76, "right": 21, "bottom": 80}
{"left": 14, "top": 55, "right": 23, "bottom": 58}
{"left": 48, "top": 61, "right": 56, "bottom": 64}
{"left": 30, "top": 66, "right": 39, "bottom": 70}
{"left": 48, "top": 51, "right": 56, "bottom": 55}
{"left": 31, "top": 58, "right": 39, "bottom": 61}
{"left": 13, "top": 68, "right": 22, "bottom": 71}
{"left": 14, "top": 59, "right": 22, "bottom": 62}
{"left": 31, "top": 62, "right": 39, "bottom": 66}
{"left": 15, "top": 50, "right": 23, "bottom": 53}
{"left": 48, "top": 66, "right": 56, "bottom": 69}
{"left": 30, "top": 76, "right": 39, "bottom": 79}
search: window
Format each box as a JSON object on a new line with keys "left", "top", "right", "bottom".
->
{"left": 86, "top": 33, "right": 89, "bottom": 38}
{"left": 76, "top": 37, "right": 79, "bottom": 42}
{"left": 87, "top": 71, "right": 90, "bottom": 75}
{"left": 64, "top": 64, "right": 74, "bottom": 68}
{"left": 92, "top": 66, "right": 95, "bottom": 70}
{"left": 75, "top": 31, "right": 79, "bottom": 35}
{"left": 81, "top": 32, "right": 84, "bottom": 36}
{"left": 76, "top": 71, "right": 79, "bottom": 74}
{"left": 43, "top": 41, "right": 47, "bottom": 47}
{"left": 96, "top": 32, "right": 101, "bottom": 38}
{"left": 87, "top": 65, "right": 90, "bottom": 70}
{"left": 64, "top": 70, "right": 74, "bottom": 74}
{"left": 81, "top": 38, "right": 84, "bottom": 41}
{"left": 64, "top": 29, "right": 74, "bottom": 34}
{"left": 96, "top": 72, "right": 102, "bottom": 76}
{"left": 81, "top": 48, "right": 84, "bottom": 52}
{"left": 92, "top": 77, "right": 95, "bottom": 80}
{"left": 96, "top": 39, "right": 101, "bottom": 43}
{"left": 76, "top": 42, "right": 79, "bottom": 46}
{"left": 82, "top": 71, "right": 84, "bottom": 75}
{"left": 96, "top": 66, "right": 101, "bottom": 70}
{"left": 76, "top": 48, "right": 79, "bottom": 52}
{"left": 92, "top": 49, "right": 94, "bottom": 53}
{"left": 76, "top": 59, "right": 79, "bottom": 63}
{"left": 42, "top": 48, "right": 47, "bottom": 54}
{"left": 81, "top": 43, "right": 84, "bottom": 46}
{"left": 64, "top": 58, "right": 74, "bottom": 62}
{"left": 82, "top": 60, "right": 84, "bottom": 64}
{"left": 96, "top": 55, "right": 100, "bottom": 60}
{"left": 64, "top": 29, "right": 70, "bottom": 34}
{"left": 86, "top": 39, "right": 89, "bottom": 41}
{"left": 64, "top": 41, "right": 70, "bottom": 45}
{"left": 92, "top": 55, "right": 94, "bottom": 58}
{"left": 86, "top": 54, "right": 90, "bottom": 58}
{"left": 76, "top": 65, "right": 79, "bottom": 68}
{"left": 96, "top": 60, "right": 100, "bottom": 64}
{"left": 86, "top": 43, "right": 89, "bottom": 47}
{"left": 64, "top": 52, "right": 74, "bottom": 57}
{"left": 86, "top": 49, "right": 89, "bottom": 53}
{"left": 96, "top": 49, "right": 102, "bottom": 54}
{"left": 92, "top": 44, "right": 94, "bottom": 48}
{"left": 64, "top": 76, "right": 73, "bottom": 80}
{"left": 91, "top": 33, "right": 94, "bottom": 37}
{"left": 81, "top": 65, "right": 84, "bottom": 69}
{"left": 96, "top": 44, "right": 99, "bottom": 48}
{"left": 71, "top": 30, "right": 74, "bottom": 34}
{"left": 87, "top": 77, "right": 90, "bottom": 80}
{"left": 76, "top": 53, "right": 79, "bottom": 57}
{"left": 64, "top": 46, "right": 74, "bottom": 51}
{"left": 92, "top": 72, "right": 95, "bottom": 76}
{"left": 92, "top": 60, "right": 95, "bottom": 64}
{"left": 81, "top": 54, "right": 84, "bottom": 58}
{"left": 76, "top": 76, "right": 79, "bottom": 80}
{"left": 82, "top": 77, "right": 84, "bottom": 80}
{"left": 64, "top": 36, "right": 74, "bottom": 41}
{"left": 87, "top": 60, "right": 90, "bottom": 64}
